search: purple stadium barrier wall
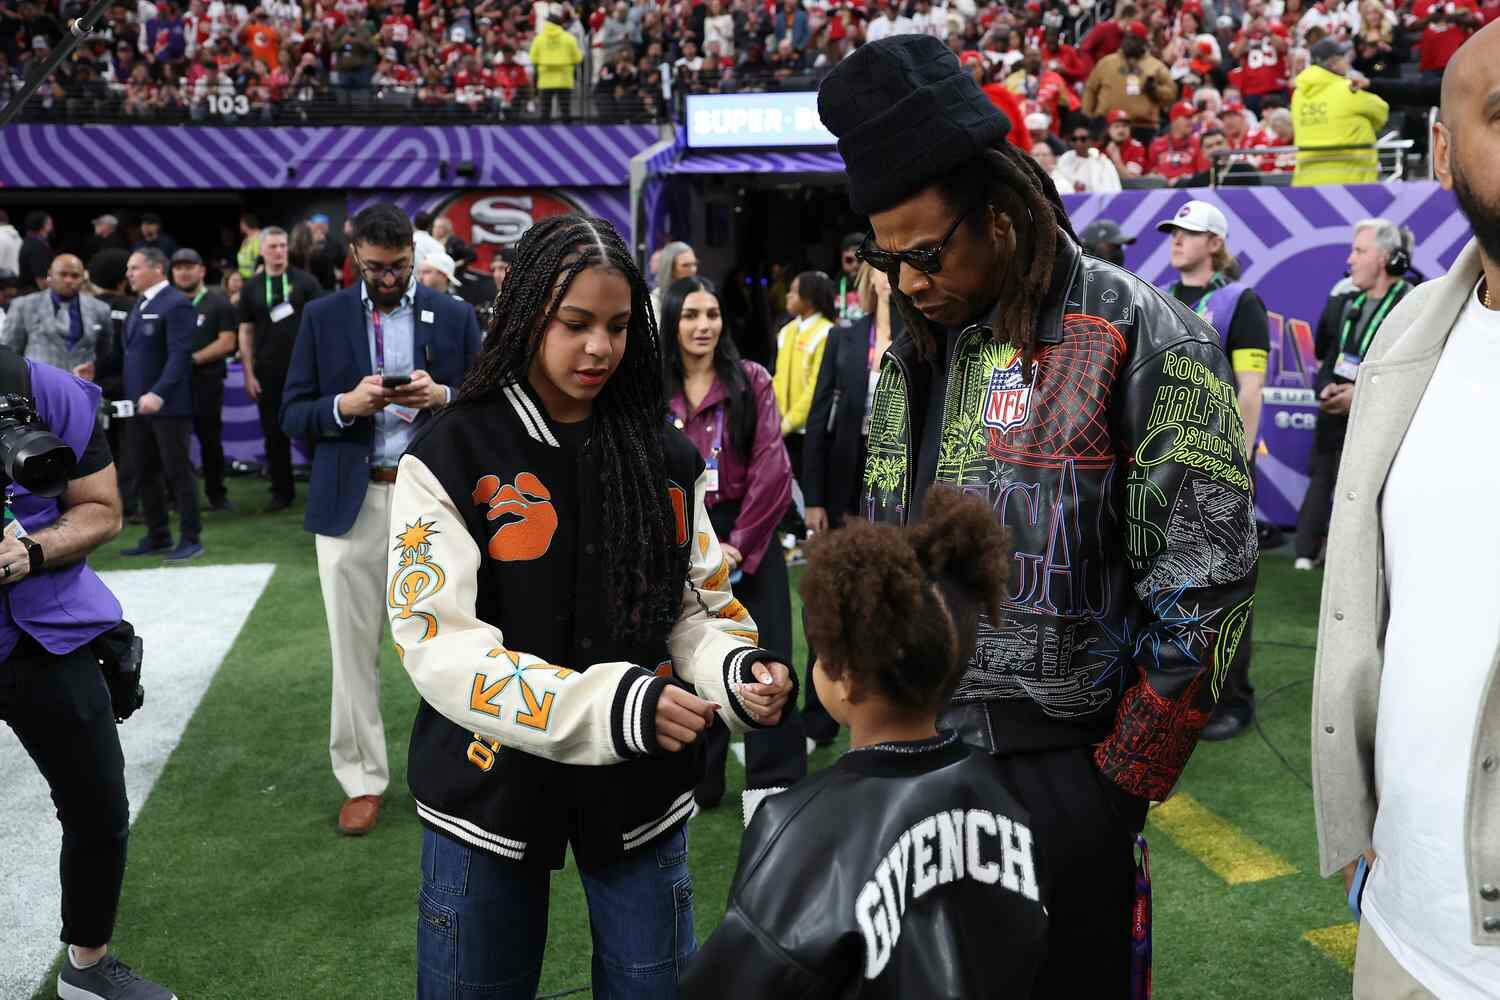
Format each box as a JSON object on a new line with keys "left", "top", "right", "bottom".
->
{"left": 0, "top": 124, "right": 658, "bottom": 189}
{"left": 1061, "top": 182, "right": 1470, "bottom": 526}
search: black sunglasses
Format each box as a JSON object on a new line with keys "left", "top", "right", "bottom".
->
{"left": 857, "top": 204, "right": 979, "bottom": 276}
{"left": 353, "top": 250, "right": 413, "bottom": 281}
{"left": 1071, "top": 133, "right": 1092, "bottom": 142}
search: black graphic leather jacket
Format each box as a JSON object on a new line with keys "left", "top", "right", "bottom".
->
{"left": 863, "top": 235, "right": 1258, "bottom": 803}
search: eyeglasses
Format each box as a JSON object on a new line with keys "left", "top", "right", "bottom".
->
{"left": 857, "top": 204, "right": 979, "bottom": 276}
{"left": 1071, "top": 134, "right": 1091, "bottom": 143}
{"left": 353, "top": 252, "right": 413, "bottom": 281}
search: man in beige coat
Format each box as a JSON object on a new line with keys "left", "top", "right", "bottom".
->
{"left": 1082, "top": 26, "right": 1175, "bottom": 138}
{"left": 1313, "top": 25, "right": 1500, "bottom": 999}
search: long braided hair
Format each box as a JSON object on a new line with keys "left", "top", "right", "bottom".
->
{"left": 457, "top": 215, "right": 686, "bottom": 645}
{"left": 889, "top": 141, "right": 1077, "bottom": 377}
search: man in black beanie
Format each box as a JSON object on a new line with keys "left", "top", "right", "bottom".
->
{"left": 818, "top": 35, "right": 1259, "bottom": 994}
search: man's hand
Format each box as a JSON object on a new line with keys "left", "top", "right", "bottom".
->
{"left": 738, "top": 661, "right": 793, "bottom": 725}
{"left": 71, "top": 361, "right": 95, "bottom": 382}
{"left": 1319, "top": 382, "right": 1354, "bottom": 415}
{"left": 244, "top": 370, "right": 262, "bottom": 401}
{"left": 337, "top": 375, "right": 391, "bottom": 420}
{"left": 137, "top": 392, "right": 163, "bottom": 416}
{"left": 655, "top": 685, "right": 719, "bottom": 752}
{"left": 805, "top": 506, "right": 829, "bottom": 535}
{"left": 721, "top": 542, "right": 744, "bottom": 569}
{"left": 0, "top": 535, "right": 31, "bottom": 585}
{"left": 1343, "top": 848, "right": 1377, "bottom": 894}
{"left": 387, "top": 369, "right": 448, "bottom": 410}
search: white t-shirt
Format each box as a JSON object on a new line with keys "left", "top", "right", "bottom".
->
{"left": 1363, "top": 281, "right": 1500, "bottom": 998}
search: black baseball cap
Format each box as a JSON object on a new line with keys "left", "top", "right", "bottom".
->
{"left": 171, "top": 248, "right": 204, "bottom": 266}
{"left": 141, "top": 212, "right": 163, "bottom": 225}
{"left": 1080, "top": 219, "right": 1137, "bottom": 247}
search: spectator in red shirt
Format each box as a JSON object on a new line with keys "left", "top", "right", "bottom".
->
{"left": 1220, "top": 100, "right": 1257, "bottom": 148}
{"left": 1104, "top": 108, "right": 1150, "bottom": 180}
{"left": 1411, "top": 0, "right": 1480, "bottom": 77}
{"left": 1081, "top": 1, "right": 1139, "bottom": 64}
{"left": 1149, "top": 100, "right": 1209, "bottom": 181}
{"left": 383, "top": 9, "right": 417, "bottom": 44}
{"left": 1040, "top": 25, "right": 1092, "bottom": 84}
{"left": 1230, "top": 13, "right": 1292, "bottom": 112}
{"left": 491, "top": 45, "right": 529, "bottom": 108}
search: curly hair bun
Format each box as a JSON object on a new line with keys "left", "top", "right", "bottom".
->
{"left": 798, "top": 486, "right": 1010, "bottom": 712}
{"left": 909, "top": 487, "right": 1010, "bottom": 627}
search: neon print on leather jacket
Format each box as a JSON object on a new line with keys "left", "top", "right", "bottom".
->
{"left": 863, "top": 235, "right": 1258, "bottom": 803}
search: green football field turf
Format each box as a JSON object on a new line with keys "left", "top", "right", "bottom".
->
{"left": 34, "top": 477, "right": 1353, "bottom": 999}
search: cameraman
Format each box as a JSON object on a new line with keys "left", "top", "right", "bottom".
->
{"left": 0, "top": 348, "right": 175, "bottom": 1000}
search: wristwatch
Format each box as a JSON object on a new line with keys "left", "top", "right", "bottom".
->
{"left": 20, "top": 536, "right": 44, "bottom": 574}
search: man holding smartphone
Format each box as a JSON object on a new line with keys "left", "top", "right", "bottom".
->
{"left": 281, "top": 203, "right": 482, "bottom": 836}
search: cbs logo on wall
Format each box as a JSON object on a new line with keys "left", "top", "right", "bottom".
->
{"left": 1273, "top": 410, "right": 1316, "bottom": 431}
{"left": 436, "top": 190, "right": 583, "bottom": 272}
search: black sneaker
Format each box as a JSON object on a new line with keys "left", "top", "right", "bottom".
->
{"left": 206, "top": 498, "right": 237, "bottom": 513}
{"left": 57, "top": 953, "right": 176, "bottom": 1000}
{"left": 1199, "top": 703, "right": 1255, "bottom": 742}
{"left": 120, "top": 536, "right": 173, "bottom": 557}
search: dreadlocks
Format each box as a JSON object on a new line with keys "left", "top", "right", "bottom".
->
{"left": 889, "top": 141, "right": 1077, "bottom": 377}
{"left": 457, "top": 215, "right": 686, "bottom": 645}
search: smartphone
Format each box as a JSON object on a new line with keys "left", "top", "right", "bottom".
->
{"left": 1347, "top": 854, "right": 1372, "bottom": 920}
{"left": 381, "top": 374, "right": 413, "bottom": 389}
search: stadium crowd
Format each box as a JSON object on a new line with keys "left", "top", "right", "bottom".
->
{"left": 0, "top": 0, "right": 1472, "bottom": 180}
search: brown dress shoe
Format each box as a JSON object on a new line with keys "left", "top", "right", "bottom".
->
{"left": 337, "top": 795, "right": 382, "bottom": 836}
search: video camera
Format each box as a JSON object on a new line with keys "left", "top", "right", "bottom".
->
{"left": 0, "top": 391, "right": 76, "bottom": 498}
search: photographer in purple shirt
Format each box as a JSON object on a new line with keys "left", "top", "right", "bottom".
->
{"left": 0, "top": 352, "right": 176, "bottom": 1000}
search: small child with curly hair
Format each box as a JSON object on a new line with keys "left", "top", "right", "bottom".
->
{"left": 682, "top": 487, "right": 1049, "bottom": 1000}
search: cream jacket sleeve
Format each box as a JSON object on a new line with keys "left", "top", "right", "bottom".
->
{"left": 388, "top": 455, "right": 778, "bottom": 767}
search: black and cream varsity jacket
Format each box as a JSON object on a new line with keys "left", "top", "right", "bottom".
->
{"left": 388, "top": 379, "right": 777, "bottom": 868}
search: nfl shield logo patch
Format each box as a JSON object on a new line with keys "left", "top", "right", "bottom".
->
{"left": 982, "top": 360, "right": 1032, "bottom": 433}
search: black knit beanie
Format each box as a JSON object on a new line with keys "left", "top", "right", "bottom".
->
{"left": 818, "top": 35, "right": 1011, "bottom": 216}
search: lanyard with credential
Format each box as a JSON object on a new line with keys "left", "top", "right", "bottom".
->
{"left": 1341, "top": 280, "right": 1405, "bottom": 358}
{"left": 192, "top": 289, "right": 206, "bottom": 307}
{"left": 370, "top": 305, "right": 387, "bottom": 372}
{"left": 705, "top": 402, "right": 726, "bottom": 495}
{"left": 265, "top": 273, "right": 288, "bottom": 306}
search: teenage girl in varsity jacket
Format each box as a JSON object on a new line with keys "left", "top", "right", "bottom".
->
{"left": 681, "top": 487, "right": 1048, "bottom": 999}
{"left": 385, "top": 216, "right": 794, "bottom": 999}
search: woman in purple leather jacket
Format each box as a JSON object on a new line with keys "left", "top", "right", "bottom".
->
{"left": 663, "top": 276, "right": 807, "bottom": 817}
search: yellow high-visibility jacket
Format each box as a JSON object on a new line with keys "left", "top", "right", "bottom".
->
{"left": 772, "top": 314, "right": 833, "bottom": 436}
{"left": 1291, "top": 65, "right": 1389, "bottom": 187}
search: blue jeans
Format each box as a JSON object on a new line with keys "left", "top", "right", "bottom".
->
{"left": 416, "top": 825, "right": 696, "bottom": 1000}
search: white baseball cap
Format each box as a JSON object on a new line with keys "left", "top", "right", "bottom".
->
{"left": 421, "top": 250, "right": 461, "bottom": 286}
{"left": 1156, "top": 200, "right": 1229, "bottom": 238}
{"left": 1024, "top": 112, "right": 1052, "bottom": 131}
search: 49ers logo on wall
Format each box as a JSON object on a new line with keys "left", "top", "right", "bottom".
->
{"left": 436, "top": 189, "right": 583, "bottom": 272}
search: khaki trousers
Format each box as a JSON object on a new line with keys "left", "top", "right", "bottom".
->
{"left": 1354, "top": 923, "right": 1439, "bottom": 1000}
{"left": 315, "top": 482, "right": 392, "bottom": 800}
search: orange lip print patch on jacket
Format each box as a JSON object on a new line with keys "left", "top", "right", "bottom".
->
{"left": 472, "top": 472, "right": 559, "bottom": 562}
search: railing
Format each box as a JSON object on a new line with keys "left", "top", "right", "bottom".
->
{"left": 1208, "top": 139, "right": 1416, "bottom": 186}
{"left": 0, "top": 80, "right": 670, "bottom": 126}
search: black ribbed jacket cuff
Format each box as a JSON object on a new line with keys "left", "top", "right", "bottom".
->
{"left": 610, "top": 668, "right": 668, "bottom": 759}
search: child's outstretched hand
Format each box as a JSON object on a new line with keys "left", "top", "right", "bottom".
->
{"left": 655, "top": 686, "right": 720, "bottom": 753}
{"left": 738, "top": 662, "right": 793, "bottom": 726}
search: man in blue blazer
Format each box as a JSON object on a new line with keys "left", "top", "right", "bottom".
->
{"left": 281, "top": 203, "right": 482, "bottom": 836}
{"left": 120, "top": 247, "right": 203, "bottom": 561}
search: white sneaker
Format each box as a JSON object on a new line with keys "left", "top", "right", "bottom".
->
{"left": 1293, "top": 558, "right": 1314, "bottom": 571}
